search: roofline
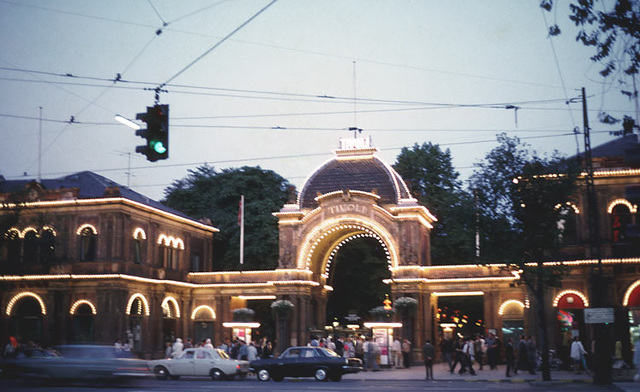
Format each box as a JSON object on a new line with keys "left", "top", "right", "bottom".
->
{"left": 0, "top": 197, "right": 219, "bottom": 233}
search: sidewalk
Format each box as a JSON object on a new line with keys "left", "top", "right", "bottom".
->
{"left": 343, "top": 362, "right": 598, "bottom": 383}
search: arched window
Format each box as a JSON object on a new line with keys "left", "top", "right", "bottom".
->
{"left": 6, "top": 229, "right": 21, "bottom": 262}
{"left": 79, "top": 227, "right": 97, "bottom": 261}
{"left": 40, "top": 228, "right": 56, "bottom": 264}
{"left": 23, "top": 230, "right": 38, "bottom": 264}
{"left": 611, "top": 204, "right": 631, "bottom": 243}
{"left": 557, "top": 204, "right": 578, "bottom": 245}
{"left": 133, "top": 229, "right": 146, "bottom": 265}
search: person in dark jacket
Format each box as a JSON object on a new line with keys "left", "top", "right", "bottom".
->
{"left": 505, "top": 338, "right": 515, "bottom": 377}
{"left": 422, "top": 339, "right": 435, "bottom": 380}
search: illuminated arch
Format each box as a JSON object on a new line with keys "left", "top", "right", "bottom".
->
{"left": 623, "top": 280, "right": 640, "bottom": 307}
{"left": 173, "top": 238, "right": 185, "bottom": 250}
{"left": 191, "top": 305, "right": 216, "bottom": 320}
{"left": 555, "top": 202, "right": 580, "bottom": 214}
{"left": 322, "top": 232, "right": 391, "bottom": 278}
{"left": 6, "top": 292, "right": 47, "bottom": 316}
{"left": 133, "top": 228, "right": 146, "bottom": 240}
{"left": 5, "top": 228, "right": 20, "bottom": 239}
{"left": 70, "top": 299, "right": 97, "bottom": 315}
{"left": 161, "top": 296, "right": 181, "bottom": 318}
{"left": 157, "top": 234, "right": 169, "bottom": 246}
{"left": 21, "top": 227, "right": 38, "bottom": 238}
{"left": 553, "top": 289, "right": 589, "bottom": 308}
{"left": 42, "top": 225, "right": 57, "bottom": 237}
{"left": 126, "top": 293, "right": 150, "bottom": 316}
{"left": 607, "top": 199, "right": 638, "bottom": 214}
{"left": 498, "top": 299, "right": 527, "bottom": 316}
{"left": 76, "top": 223, "right": 98, "bottom": 236}
{"left": 297, "top": 217, "right": 398, "bottom": 271}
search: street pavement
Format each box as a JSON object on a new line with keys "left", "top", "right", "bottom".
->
{"left": 343, "top": 361, "right": 627, "bottom": 383}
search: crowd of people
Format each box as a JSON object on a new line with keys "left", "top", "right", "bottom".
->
{"left": 162, "top": 336, "right": 275, "bottom": 361}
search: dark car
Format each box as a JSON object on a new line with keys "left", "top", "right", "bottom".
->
{"left": 0, "top": 348, "right": 61, "bottom": 378}
{"left": 250, "top": 346, "right": 362, "bottom": 382}
{"left": 3, "top": 345, "right": 150, "bottom": 381}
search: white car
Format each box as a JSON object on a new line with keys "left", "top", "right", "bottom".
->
{"left": 148, "top": 347, "right": 250, "bottom": 381}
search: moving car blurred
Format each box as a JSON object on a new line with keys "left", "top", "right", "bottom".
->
{"left": 0, "top": 347, "right": 61, "bottom": 378}
{"left": 1, "top": 344, "right": 149, "bottom": 381}
{"left": 148, "top": 347, "right": 250, "bottom": 380}
{"left": 250, "top": 346, "right": 362, "bottom": 382}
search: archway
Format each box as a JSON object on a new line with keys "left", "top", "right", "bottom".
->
{"left": 326, "top": 236, "right": 391, "bottom": 328}
{"left": 7, "top": 294, "right": 45, "bottom": 345}
{"left": 191, "top": 305, "right": 216, "bottom": 344}
{"left": 70, "top": 301, "right": 96, "bottom": 342}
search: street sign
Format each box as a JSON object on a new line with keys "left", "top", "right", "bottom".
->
{"left": 584, "top": 307, "right": 614, "bottom": 324}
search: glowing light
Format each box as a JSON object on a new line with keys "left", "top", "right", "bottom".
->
{"left": 157, "top": 234, "right": 184, "bottom": 249}
{"left": 70, "top": 299, "right": 97, "bottom": 315}
{"left": 191, "top": 305, "right": 216, "bottom": 320}
{"left": 6, "top": 292, "right": 46, "bottom": 316}
{"left": 76, "top": 223, "right": 98, "bottom": 236}
{"left": 555, "top": 202, "right": 580, "bottom": 214}
{"left": 133, "top": 228, "right": 146, "bottom": 240}
{"left": 432, "top": 291, "right": 484, "bottom": 297}
{"left": 161, "top": 296, "right": 181, "bottom": 318}
{"left": 126, "top": 293, "right": 150, "bottom": 316}
{"left": 624, "top": 280, "right": 640, "bottom": 307}
{"left": 607, "top": 198, "right": 638, "bottom": 214}
{"left": 363, "top": 322, "right": 403, "bottom": 328}
{"left": 552, "top": 289, "right": 589, "bottom": 307}
{"left": 498, "top": 299, "right": 527, "bottom": 316}
{"left": 222, "top": 322, "right": 260, "bottom": 328}
{"left": 237, "top": 295, "right": 277, "bottom": 300}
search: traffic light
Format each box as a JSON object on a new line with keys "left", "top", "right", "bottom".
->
{"left": 135, "top": 104, "right": 169, "bottom": 162}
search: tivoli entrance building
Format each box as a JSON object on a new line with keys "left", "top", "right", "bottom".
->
{"left": 2, "top": 135, "right": 640, "bottom": 364}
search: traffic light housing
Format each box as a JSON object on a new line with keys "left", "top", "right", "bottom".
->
{"left": 135, "top": 104, "right": 169, "bottom": 162}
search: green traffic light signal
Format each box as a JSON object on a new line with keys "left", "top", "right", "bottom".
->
{"left": 135, "top": 104, "right": 169, "bottom": 162}
{"left": 151, "top": 140, "right": 167, "bottom": 154}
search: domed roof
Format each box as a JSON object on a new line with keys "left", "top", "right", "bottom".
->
{"left": 298, "top": 141, "right": 412, "bottom": 209}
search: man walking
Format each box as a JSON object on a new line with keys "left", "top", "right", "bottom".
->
{"left": 422, "top": 339, "right": 435, "bottom": 380}
{"left": 505, "top": 338, "right": 515, "bottom": 377}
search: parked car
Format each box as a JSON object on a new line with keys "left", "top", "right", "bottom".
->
{"left": 1, "top": 345, "right": 149, "bottom": 381}
{"left": 250, "top": 346, "right": 362, "bottom": 382}
{"left": 148, "top": 347, "right": 250, "bottom": 380}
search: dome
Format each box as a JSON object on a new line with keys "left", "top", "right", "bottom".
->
{"left": 298, "top": 141, "right": 412, "bottom": 209}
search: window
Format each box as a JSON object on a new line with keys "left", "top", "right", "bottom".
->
{"left": 79, "top": 227, "right": 97, "bottom": 261}
{"left": 557, "top": 206, "right": 578, "bottom": 245}
{"left": 191, "top": 253, "right": 201, "bottom": 272}
{"left": 6, "top": 229, "right": 20, "bottom": 262}
{"left": 611, "top": 204, "right": 631, "bottom": 243}
{"left": 197, "top": 350, "right": 210, "bottom": 359}
{"left": 23, "top": 230, "right": 38, "bottom": 264}
{"left": 40, "top": 229, "right": 56, "bottom": 264}
{"left": 184, "top": 351, "right": 194, "bottom": 359}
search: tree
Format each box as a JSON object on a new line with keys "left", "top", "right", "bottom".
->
{"left": 541, "top": 0, "right": 639, "bottom": 132}
{"left": 470, "top": 134, "right": 581, "bottom": 381}
{"left": 394, "top": 142, "right": 476, "bottom": 263}
{"left": 163, "top": 165, "right": 292, "bottom": 271}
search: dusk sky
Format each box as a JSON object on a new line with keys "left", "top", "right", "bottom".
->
{"left": 1, "top": 1, "right": 636, "bottom": 201}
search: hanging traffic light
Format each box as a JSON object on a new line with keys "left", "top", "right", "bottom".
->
{"left": 135, "top": 104, "right": 169, "bottom": 162}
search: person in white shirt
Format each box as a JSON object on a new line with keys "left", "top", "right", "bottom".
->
{"left": 570, "top": 336, "right": 587, "bottom": 373}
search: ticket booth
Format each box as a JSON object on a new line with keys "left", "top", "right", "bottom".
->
{"left": 363, "top": 322, "right": 402, "bottom": 366}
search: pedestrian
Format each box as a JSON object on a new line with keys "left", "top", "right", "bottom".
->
{"left": 440, "top": 337, "right": 453, "bottom": 372}
{"left": 504, "top": 338, "right": 515, "bottom": 377}
{"left": 247, "top": 341, "right": 258, "bottom": 361}
{"left": 526, "top": 336, "right": 536, "bottom": 374}
{"left": 474, "top": 334, "right": 485, "bottom": 370}
{"left": 392, "top": 337, "right": 402, "bottom": 368}
{"left": 164, "top": 341, "right": 173, "bottom": 359}
{"left": 3, "top": 336, "right": 18, "bottom": 358}
{"left": 184, "top": 338, "right": 193, "bottom": 349}
{"left": 570, "top": 336, "right": 587, "bottom": 374}
{"left": 515, "top": 335, "right": 527, "bottom": 374}
{"left": 309, "top": 335, "right": 319, "bottom": 347}
{"left": 355, "top": 336, "right": 364, "bottom": 362}
{"left": 401, "top": 338, "right": 412, "bottom": 368}
{"left": 422, "top": 339, "right": 435, "bottom": 380}
{"left": 204, "top": 338, "right": 213, "bottom": 349}
{"left": 462, "top": 336, "right": 476, "bottom": 375}
{"left": 364, "top": 337, "right": 380, "bottom": 371}
{"left": 172, "top": 337, "right": 184, "bottom": 358}
{"left": 451, "top": 338, "right": 465, "bottom": 374}
{"left": 485, "top": 333, "right": 499, "bottom": 370}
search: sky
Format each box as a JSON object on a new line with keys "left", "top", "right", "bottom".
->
{"left": 1, "top": 0, "right": 638, "bottom": 202}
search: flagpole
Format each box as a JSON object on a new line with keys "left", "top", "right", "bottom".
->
{"left": 239, "top": 195, "right": 244, "bottom": 269}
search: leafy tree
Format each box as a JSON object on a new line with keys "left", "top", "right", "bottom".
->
{"left": 163, "top": 165, "right": 292, "bottom": 271}
{"left": 394, "top": 142, "right": 476, "bottom": 264}
{"left": 541, "top": 0, "right": 639, "bottom": 132}
{"left": 470, "top": 134, "right": 581, "bottom": 381}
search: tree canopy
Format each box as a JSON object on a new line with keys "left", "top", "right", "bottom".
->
{"left": 162, "top": 165, "right": 292, "bottom": 271}
{"left": 394, "top": 142, "right": 476, "bottom": 263}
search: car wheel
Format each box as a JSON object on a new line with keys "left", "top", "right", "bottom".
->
{"left": 314, "top": 368, "right": 328, "bottom": 381}
{"left": 329, "top": 373, "right": 342, "bottom": 382}
{"left": 154, "top": 366, "right": 170, "bottom": 380}
{"left": 257, "top": 368, "right": 271, "bottom": 382}
{"left": 210, "top": 368, "right": 224, "bottom": 381}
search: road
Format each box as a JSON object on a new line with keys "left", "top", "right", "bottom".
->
{"left": 2, "top": 377, "right": 640, "bottom": 392}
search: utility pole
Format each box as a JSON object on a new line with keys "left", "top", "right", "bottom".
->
{"left": 583, "top": 87, "right": 612, "bottom": 385}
